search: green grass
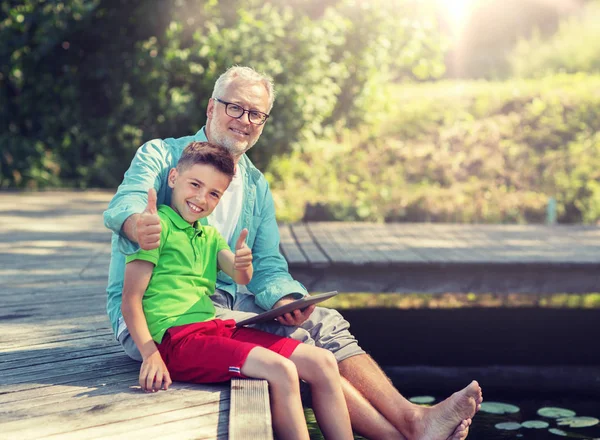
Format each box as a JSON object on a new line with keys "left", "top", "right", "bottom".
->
{"left": 317, "top": 292, "right": 600, "bottom": 310}
{"left": 267, "top": 74, "right": 600, "bottom": 225}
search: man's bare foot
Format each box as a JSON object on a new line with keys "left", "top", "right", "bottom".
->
{"left": 447, "top": 418, "right": 471, "bottom": 440}
{"left": 403, "top": 381, "right": 483, "bottom": 440}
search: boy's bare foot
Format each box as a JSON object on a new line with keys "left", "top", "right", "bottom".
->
{"left": 404, "top": 380, "right": 483, "bottom": 440}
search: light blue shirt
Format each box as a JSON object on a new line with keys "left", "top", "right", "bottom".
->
{"left": 103, "top": 128, "right": 307, "bottom": 337}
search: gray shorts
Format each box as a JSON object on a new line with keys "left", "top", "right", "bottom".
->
{"left": 118, "top": 289, "right": 365, "bottom": 364}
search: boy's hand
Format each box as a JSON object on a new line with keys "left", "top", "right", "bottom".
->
{"left": 234, "top": 228, "right": 252, "bottom": 270}
{"left": 136, "top": 188, "right": 161, "bottom": 250}
{"left": 139, "top": 350, "right": 172, "bottom": 392}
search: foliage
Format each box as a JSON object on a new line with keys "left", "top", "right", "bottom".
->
{"left": 1, "top": 0, "right": 444, "bottom": 188}
{"left": 267, "top": 74, "right": 600, "bottom": 224}
{"left": 510, "top": 0, "right": 600, "bottom": 78}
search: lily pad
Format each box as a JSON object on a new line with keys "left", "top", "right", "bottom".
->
{"left": 522, "top": 420, "right": 549, "bottom": 429}
{"left": 409, "top": 396, "right": 435, "bottom": 404}
{"left": 557, "top": 416, "right": 599, "bottom": 428}
{"left": 495, "top": 422, "right": 521, "bottom": 430}
{"left": 480, "top": 402, "right": 520, "bottom": 414}
{"left": 538, "top": 407, "right": 576, "bottom": 418}
{"left": 548, "top": 428, "right": 568, "bottom": 436}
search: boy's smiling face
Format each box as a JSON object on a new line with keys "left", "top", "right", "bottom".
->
{"left": 167, "top": 163, "right": 231, "bottom": 224}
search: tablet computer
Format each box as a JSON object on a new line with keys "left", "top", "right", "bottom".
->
{"left": 235, "top": 291, "right": 338, "bottom": 327}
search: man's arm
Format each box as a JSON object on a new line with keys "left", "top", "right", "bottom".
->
{"left": 122, "top": 260, "right": 172, "bottom": 392}
{"left": 245, "top": 181, "right": 310, "bottom": 322}
{"left": 103, "top": 140, "right": 170, "bottom": 253}
{"left": 218, "top": 229, "right": 253, "bottom": 285}
{"left": 121, "top": 189, "right": 161, "bottom": 250}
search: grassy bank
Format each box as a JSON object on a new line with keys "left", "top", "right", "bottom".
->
{"left": 267, "top": 74, "right": 600, "bottom": 224}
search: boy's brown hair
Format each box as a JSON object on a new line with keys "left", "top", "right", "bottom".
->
{"left": 177, "top": 141, "right": 235, "bottom": 179}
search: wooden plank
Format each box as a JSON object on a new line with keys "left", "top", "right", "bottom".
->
{"left": 0, "top": 383, "right": 228, "bottom": 439}
{"left": 314, "top": 223, "right": 374, "bottom": 265}
{"left": 367, "top": 224, "right": 429, "bottom": 263}
{"left": 289, "top": 223, "right": 329, "bottom": 266}
{"left": 0, "top": 363, "right": 139, "bottom": 396}
{"left": 0, "top": 329, "right": 113, "bottom": 352}
{"left": 0, "top": 371, "right": 136, "bottom": 407}
{"left": 0, "top": 349, "right": 134, "bottom": 381}
{"left": 302, "top": 223, "right": 345, "bottom": 264}
{"left": 0, "top": 345, "right": 123, "bottom": 371}
{"left": 277, "top": 224, "right": 308, "bottom": 265}
{"left": 229, "top": 378, "right": 273, "bottom": 440}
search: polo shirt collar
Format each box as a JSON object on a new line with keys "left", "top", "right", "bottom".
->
{"left": 159, "top": 205, "right": 202, "bottom": 233}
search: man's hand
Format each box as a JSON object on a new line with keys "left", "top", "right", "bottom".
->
{"left": 274, "top": 295, "right": 316, "bottom": 326}
{"left": 136, "top": 188, "right": 161, "bottom": 250}
{"left": 139, "top": 350, "right": 172, "bottom": 392}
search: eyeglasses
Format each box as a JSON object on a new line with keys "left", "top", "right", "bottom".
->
{"left": 214, "top": 98, "right": 270, "bottom": 126}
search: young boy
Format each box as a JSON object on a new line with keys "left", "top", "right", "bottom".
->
{"left": 121, "top": 141, "right": 353, "bottom": 440}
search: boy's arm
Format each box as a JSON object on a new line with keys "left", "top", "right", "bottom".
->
{"left": 218, "top": 229, "right": 253, "bottom": 285}
{"left": 122, "top": 260, "right": 172, "bottom": 392}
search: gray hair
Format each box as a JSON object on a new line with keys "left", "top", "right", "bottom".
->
{"left": 211, "top": 66, "right": 276, "bottom": 112}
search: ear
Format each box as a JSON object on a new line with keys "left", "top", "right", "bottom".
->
{"left": 167, "top": 168, "right": 178, "bottom": 188}
{"left": 206, "top": 98, "right": 215, "bottom": 119}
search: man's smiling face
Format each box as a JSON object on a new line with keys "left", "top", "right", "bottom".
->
{"left": 205, "top": 79, "right": 270, "bottom": 159}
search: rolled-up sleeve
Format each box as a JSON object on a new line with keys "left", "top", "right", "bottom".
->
{"left": 103, "top": 139, "right": 171, "bottom": 255}
{"left": 248, "top": 182, "right": 308, "bottom": 310}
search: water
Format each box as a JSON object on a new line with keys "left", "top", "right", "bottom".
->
{"left": 304, "top": 295, "right": 600, "bottom": 439}
{"left": 305, "top": 392, "right": 600, "bottom": 439}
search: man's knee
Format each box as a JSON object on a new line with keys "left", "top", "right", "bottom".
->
{"left": 303, "top": 307, "right": 366, "bottom": 363}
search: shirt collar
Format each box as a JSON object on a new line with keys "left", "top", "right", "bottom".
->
{"left": 195, "top": 127, "right": 208, "bottom": 141}
{"left": 159, "top": 205, "right": 202, "bottom": 232}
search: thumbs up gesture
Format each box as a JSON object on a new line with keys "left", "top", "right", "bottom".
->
{"left": 234, "top": 228, "right": 253, "bottom": 271}
{"left": 135, "top": 188, "right": 161, "bottom": 250}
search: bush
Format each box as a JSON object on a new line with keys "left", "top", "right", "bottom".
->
{"left": 510, "top": 0, "right": 600, "bottom": 77}
{"left": 267, "top": 75, "right": 600, "bottom": 224}
{"left": 1, "top": 0, "right": 444, "bottom": 188}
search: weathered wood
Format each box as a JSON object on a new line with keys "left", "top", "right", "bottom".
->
{"left": 292, "top": 222, "right": 600, "bottom": 293}
{"left": 278, "top": 223, "right": 308, "bottom": 265}
{"left": 229, "top": 378, "right": 273, "bottom": 440}
{"left": 1, "top": 383, "right": 229, "bottom": 439}
{"left": 0, "top": 191, "right": 271, "bottom": 438}
{"left": 290, "top": 223, "right": 329, "bottom": 266}
{"left": 2, "top": 189, "right": 600, "bottom": 438}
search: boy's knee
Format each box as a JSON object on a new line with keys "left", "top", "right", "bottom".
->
{"left": 306, "top": 347, "right": 339, "bottom": 381}
{"left": 271, "top": 356, "right": 299, "bottom": 384}
{"left": 317, "top": 349, "right": 339, "bottom": 371}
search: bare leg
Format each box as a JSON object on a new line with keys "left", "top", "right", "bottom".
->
{"left": 341, "top": 377, "right": 405, "bottom": 440}
{"left": 290, "top": 345, "right": 353, "bottom": 440}
{"left": 339, "top": 354, "right": 483, "bottom": 440}
{"left": 242, "top": 347, "right": 309, "bottom": 440}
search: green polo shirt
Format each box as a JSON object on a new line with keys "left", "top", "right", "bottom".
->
{"left": 126, "top": 205, "right": 230, "bottom": 343}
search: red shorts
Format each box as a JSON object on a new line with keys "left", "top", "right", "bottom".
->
{"left": 157, "top": 319, "right": 301, "bottom": 383}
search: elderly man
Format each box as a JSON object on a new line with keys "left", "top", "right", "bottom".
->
{"left": 104, "top": 66, "right": 481, "bottom": 440}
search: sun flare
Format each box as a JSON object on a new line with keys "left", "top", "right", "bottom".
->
{"left": 437, "top": 0, "right": 476, "bottom": 37}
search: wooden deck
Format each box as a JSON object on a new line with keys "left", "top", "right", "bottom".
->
{"left": 1, "top": 190, "right": 599, "bottom": 438}
{"left": 281, "top": 222, "right": 600, "bottom": 294}
{"left": 0, "top": 191, "right": 270, "bottom": 439}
